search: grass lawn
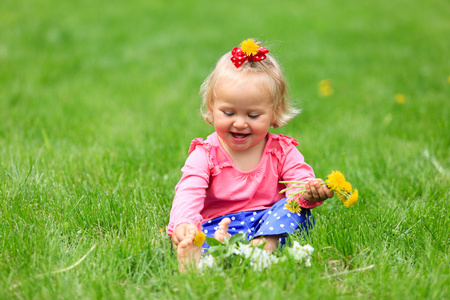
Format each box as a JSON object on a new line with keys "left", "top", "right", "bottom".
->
{"left": 1, "top": 0, "right": 449, "bottom": 298}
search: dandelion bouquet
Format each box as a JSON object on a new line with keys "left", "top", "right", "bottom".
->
{"left": 280, "top": 170, "right": 358, "bottom": 212}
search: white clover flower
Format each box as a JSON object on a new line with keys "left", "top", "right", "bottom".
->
{"left": 238, "top": 244, "right": 255, "bottom": 259}
{"left": 198, "top": 254, "right": 216, "bottom": 270}
{"left": 287, "top": 242, "right": 314, "bottom": 264}
{"left": 303, "top": 244, "right": 314, "bottom": 255}
{"left": 246, "top": 246, "right": 279, "bottom": 271}
{"left": 201, "top": 240, "right": 313, "bottom": 272}
{"left": 305, "top": 257, "right": 311, "bottom": 267}
{"left": 231, "top": 244, "right": 241, "bottom": 255}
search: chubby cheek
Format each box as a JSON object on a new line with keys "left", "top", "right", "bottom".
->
{"left": 212, "top": 115, "right": 225, "bottom": 127}
{"left": 213, "top": 120, "right": 229, "bottom": 138}
{"left": 212, "top": 111, "right": 225, "bottom": 125}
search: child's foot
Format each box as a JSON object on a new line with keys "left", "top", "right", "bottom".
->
{"left": 250, "top": 235, "right": 281, "bottom": 252}
{"left": 214, "top": 217, "right": 231, "bottom": 242}
{"left": 177, "top": 230, "right": 202, "bottom": 273}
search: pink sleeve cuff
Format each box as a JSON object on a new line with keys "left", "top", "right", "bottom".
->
{"left": 298, "top": 196, "right": 324, "bottom": 209}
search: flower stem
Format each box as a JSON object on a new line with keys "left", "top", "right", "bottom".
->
{"left": 279, "top": 181, "right": 306, "bottom": 184}
{"left": 279, "top": 185, "right": 305, "bottom": 193}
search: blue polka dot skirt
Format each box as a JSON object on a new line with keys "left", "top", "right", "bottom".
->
{"left": 200, "top": 198, "right": 314, "bottom": 249}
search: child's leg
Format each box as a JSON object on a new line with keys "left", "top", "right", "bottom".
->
{"left": 212, "top": 217, "right": 280, "bottom": 251}
{"left": 248, "top": 198, "right": 315, "bottom": 252}
{"left": 214, "top": 217, "right": 231, "bottom": 242}
{"left": 177, "top": 230, "right": 202, "bottom": 272}
{"left": 251, "top": 235, "right": 283, "bottom": 252}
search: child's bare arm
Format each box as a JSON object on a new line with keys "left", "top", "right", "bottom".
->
{"left": 303, "top": 178, "right": 334, "bottom": 202}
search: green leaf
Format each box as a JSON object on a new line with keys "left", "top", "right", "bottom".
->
{"left": 205, "top": 236, "right": 223, "bottom": 247}
{"left": 207, "top": 246, "right": 224, "bottom": 257}
{"left": 240, "top": 238, "right": 250, "bottom": 245}
{"left": 228, "top": 233, "right": 245, "bottom": 245}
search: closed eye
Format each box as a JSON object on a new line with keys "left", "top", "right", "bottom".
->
{"left": 248, "top": 114, "right": 260, "bottom": 119}
{"left": 223, "top": 111, "right": 234, "bottom": 116}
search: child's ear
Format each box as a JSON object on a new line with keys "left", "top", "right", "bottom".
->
{"left": 271, "top": 114, "right": 277, "bottom": 126}
{"left": 208, "top": 104, "right": 214, "bottom": 124}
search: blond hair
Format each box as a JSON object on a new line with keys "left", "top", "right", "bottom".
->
{"left": 200, "top": 48, "right": 299, "bottom": 128}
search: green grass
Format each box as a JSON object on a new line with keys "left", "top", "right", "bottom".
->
{"left": 1, "top": 0, "right": 449, "bottom": 298}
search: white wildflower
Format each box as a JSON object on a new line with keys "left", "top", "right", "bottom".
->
{"left": 198, "top": 254, "right": 216, "bottom": 270}
{"left": 238, "top": 243, "right": 255, "bottom": 259}
{"left": 305, "top": 257, "right": 311, "bottom": 267}
{"left": 249, "top": 249, "right": 279, "bottom": 271}
{"left": 200, "top": 239, "right": 314, "bottom": 272}
{"left": 287, "top": 241, "right": 314, "bottom": 266}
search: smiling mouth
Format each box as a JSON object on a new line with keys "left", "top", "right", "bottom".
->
{"left": 231, "top": 132, "right": 250, "bottom": 139}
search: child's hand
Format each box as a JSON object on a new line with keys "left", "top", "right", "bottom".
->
{"left": 303, "top": 178, "right": 334, "bottom": 202}
{"left": 171, "top": 223, "right": 198, "bottom": 248}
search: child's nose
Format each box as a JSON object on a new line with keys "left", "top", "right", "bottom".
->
{"left": 233, "top": 117, "right": 248, "bottom": 129}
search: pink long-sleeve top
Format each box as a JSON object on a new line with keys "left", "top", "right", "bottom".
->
{"left": 167, "top": 132, "right": 323, "bottom": 235}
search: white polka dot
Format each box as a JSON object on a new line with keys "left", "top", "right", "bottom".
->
{"left": 251, "top": 227, "right": 254, "bottom": 230}
{"left": 214, "top": 226, "right": 218, "bottom": 230}
{"left": 265, "top": 221, "right": 269, "bottom": 225}
{"left": 274, "top": 213, "right": 277, "bottom": 217}
{"left": 268, "top": 211, "right": 272, "bottom": 214}
{"left": 250, "top": 217, "right": 254, "bottom": 221}
{"left": 290, "top": 223, "right": 295, "bottom": 227}
{"left": 204, "top": 229, "right": 208, "bottom": 233}
{"left": 259, "top": 220, "right": 262, "bottom": 223}
{"left": 253, "top": 212, "right": 257, "bottom": 215}
{"left": 280, "top": 224, "right": 285, "bottom": 228}
{"left": 260, "top": 231, "right": 263, "bottom": 234}
{"left": 287, "top": 213, "right": 291, "bottom": 217}
{"left": 238, "top": 231, "right": 243, "bottom": 233}
{"left": 277, "top": 217, "right": 280, "bottom": 220}
{"left": 297, "top": 213, "right": 301, "bottom": 216}
{"left": 232, "top": 227, "right": 236, "bottom": 230}
{"left": 240, "top": 221, "right": 245, "bottom": 225}
{"left": 231, "top": 217, "right": 235, "bottom": 220}
{"left": 269, "top": 227, "right": 274, "bottom": 231}
{"left": 208, "top": 220, "right": 212, "bottom": 223}
{"left": 283, "top": 207, "right": 287, "bottom": 210}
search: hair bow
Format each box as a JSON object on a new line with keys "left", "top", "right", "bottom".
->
{"left": 230, "top": 39, "right": 269, "bottom": 68}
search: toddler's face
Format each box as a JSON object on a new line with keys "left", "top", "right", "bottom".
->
{"left": 211, "top": 74, "right": 275, "bottom": 154}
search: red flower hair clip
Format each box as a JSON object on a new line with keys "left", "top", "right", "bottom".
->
{"left": 230, "top": 39, "right": 269, "bottom": 68}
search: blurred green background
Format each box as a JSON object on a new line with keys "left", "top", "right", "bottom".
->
{"left": 2, "top": 0, "right": 448, "bottom": 151}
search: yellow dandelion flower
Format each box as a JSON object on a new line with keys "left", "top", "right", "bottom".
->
{"left": 343, "top": 189, "right": 358, "bottom": 207}
{"left": 395, "top": 93, "right": 406, "bottom": 104}
{"left": 193, "top": 231, "right": 206, "bottom": 246}
{"left": 240, "top": 39, "right": 260, "bottom": 56}
{"left": 336, "top": 191, "right": 347, "bottom": 203}
{"left": 319, "top": 79, "right": 334, "bottom": 97}
{"left": 341, "top": 181, "right": 352, "bottom": 193}
{"left": 285, "top": 199, "right": 302, "bottom": 213}
{"left": 326, "top": 170, "right": 348, "bottom": 192}
{"left": 159, "top": 227, "right": 167, "bottom": 234}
